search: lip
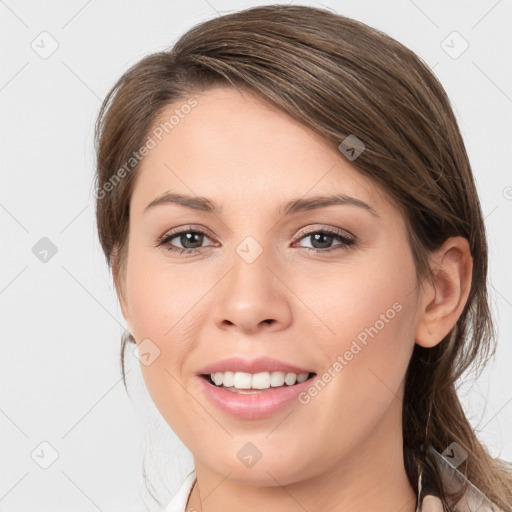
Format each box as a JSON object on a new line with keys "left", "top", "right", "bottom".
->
{"left": 197, "top": 372, "right": 318, "bottom": 420}
{"left": 196, "top": 356, "right": 314, "bottom": 376}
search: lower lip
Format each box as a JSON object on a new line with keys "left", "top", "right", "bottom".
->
{"left": 197, "top": 374, "right": 317, "bottom": 420}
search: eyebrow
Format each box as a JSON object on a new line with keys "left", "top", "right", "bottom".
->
{"left": 144, "top": 192, "right": 378, "bottom": 217}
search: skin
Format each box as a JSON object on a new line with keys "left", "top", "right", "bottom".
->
{"left": 115, "top": 86, "right": 473, "bottom": 512}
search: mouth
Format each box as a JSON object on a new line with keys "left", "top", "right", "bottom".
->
{"left": 197, "top": 370, "right": 318, "bottom": 419}
{"left": 195, "top": 357, "right": 318, "bottom": 419}
{"left": 200, "top": 371, "right": 317, "bottom": 393}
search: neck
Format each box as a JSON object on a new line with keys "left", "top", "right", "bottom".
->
{"left": 186, "top": 399, "right": 417, "bottom": 512}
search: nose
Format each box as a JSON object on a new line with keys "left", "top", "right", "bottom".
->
{"left": 212, "top": 246, "right": 293, "bottom": 334}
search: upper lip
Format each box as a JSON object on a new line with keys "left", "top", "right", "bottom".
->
{"left": 197, "top": 356, "right": 315, "bottom": 376}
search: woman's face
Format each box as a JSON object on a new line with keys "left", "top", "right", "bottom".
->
{"left": 119, "top": 86, "right": 424, "bottom": 485}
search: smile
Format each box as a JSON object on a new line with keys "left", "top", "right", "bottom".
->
{"left": 203, "top": 370, "right": 313, "bottom": 391}
{"left": 198, "top": 371, "right": 317, "bottom": 420}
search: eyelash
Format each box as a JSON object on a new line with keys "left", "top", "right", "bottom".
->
{"left": 156, "top": 225, "right": 356, "bottom": 255}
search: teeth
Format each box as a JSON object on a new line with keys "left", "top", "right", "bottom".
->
{"left": 270, "top": 371, "right": 285, "bottom": 387}
{"left": 234, "top": 372, "right": 252, "bottom": 389}
{"left": 296, "top": 372, "right": 309, "bottom": 383}
{"left": 209, "top": 371, "right": 310, "bottom": 390}
{"left": 221, "top": 371, "right": 234, "bottom": 387}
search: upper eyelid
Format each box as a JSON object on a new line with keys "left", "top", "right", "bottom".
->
{"left": 163, "top": 225, "right": 215, "bottom": 239}
{"left": 294, "top": 224, "right": 355, "bottom": 239}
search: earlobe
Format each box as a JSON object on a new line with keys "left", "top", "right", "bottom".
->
{"left": 415, "top": 237, "right": 473, "bottom": 349}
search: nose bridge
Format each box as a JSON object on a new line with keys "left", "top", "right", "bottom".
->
{"left": 232, "top": 236, "right": 272, "bottom": 294}
{"left": 212, "top": 234, "right": 292, "bottom": 332}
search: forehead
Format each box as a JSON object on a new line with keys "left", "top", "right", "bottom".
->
{"left": 130, "top": 86, "right": 390, "bottom": 216}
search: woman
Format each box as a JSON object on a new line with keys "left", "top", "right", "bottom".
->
{"left": 93, "top": 5, "right": 512, "bottom": 511}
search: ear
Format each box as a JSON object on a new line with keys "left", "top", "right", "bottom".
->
{"left": 415, "top": 236, "right": 473, "bottom": 348}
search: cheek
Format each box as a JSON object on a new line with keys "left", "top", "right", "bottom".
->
{"left": 123, "top": 245, "right": 202, "bottom": 399}
{"left": 293, "top": 249, "right": 418, "bottom": 442}
{"left": 125, "top": 241, "right": 201, "bottom": 342}
{"left": 125, "top": 255, "right": 207, "bottom": 438}
{"left": 295, "top": 242, "right": 417, "bottom": 355}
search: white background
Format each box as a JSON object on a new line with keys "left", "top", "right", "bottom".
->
{"left": 0, "top": 0, "right": 511, "bottom": 510}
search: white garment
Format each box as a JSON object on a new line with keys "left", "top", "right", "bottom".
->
{"left": 163, "top": 449, "right": 505, "bottom": 512}
{"left": 164, "top": 469, "right": 196, "bottom": 512}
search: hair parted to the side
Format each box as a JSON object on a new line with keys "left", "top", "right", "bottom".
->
{"left": 94, "top": 4, "right": 512, "bottom": 510}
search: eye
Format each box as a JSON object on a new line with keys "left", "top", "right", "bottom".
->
{"left": 156, "top": 225, "right": 356, "bottom": 256}
{"left": 293, "top": 227, "right": 356, "bottom": 253}
{"left": 156, "top": 226, "right": 216, "bottom": 255}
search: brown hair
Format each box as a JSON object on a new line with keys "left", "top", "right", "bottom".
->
{"left": 94, "top": 4, "right": 512, "bottom": 510}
